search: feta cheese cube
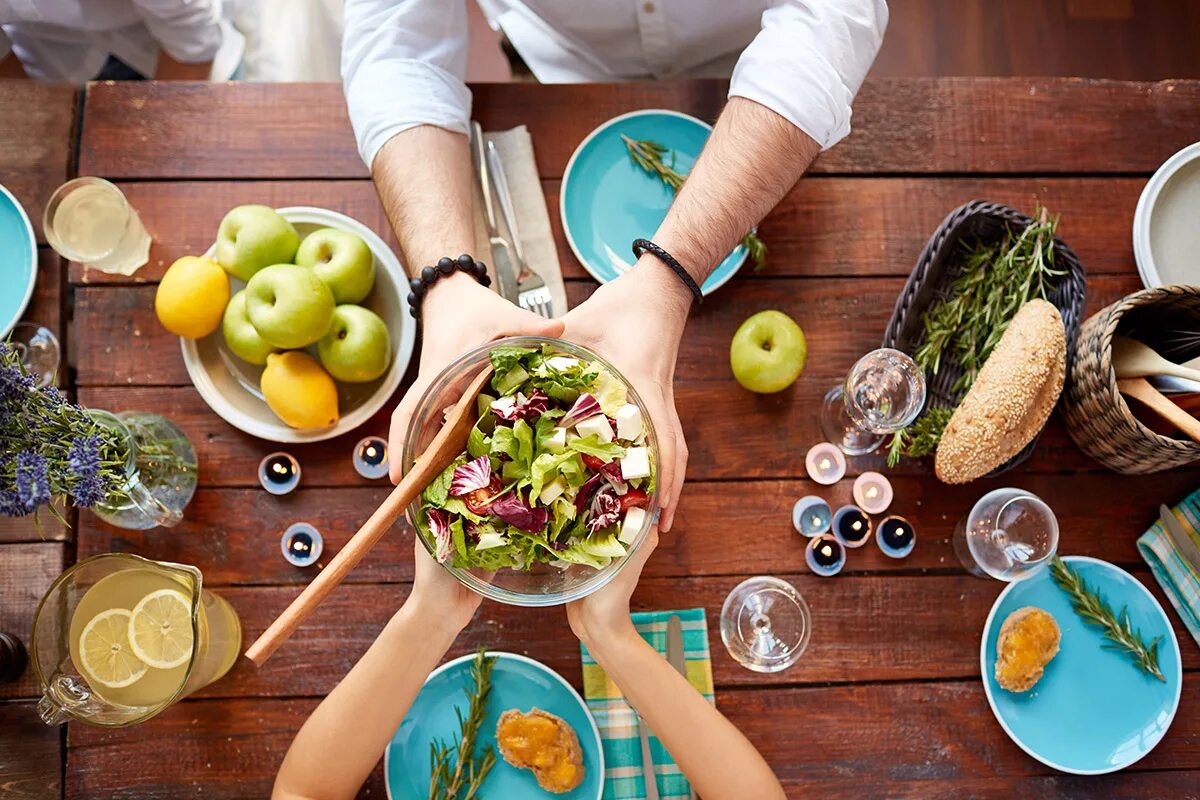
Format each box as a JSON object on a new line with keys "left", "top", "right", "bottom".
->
{"left": 614, "top": 403, "right": 642, "bottom": 441}
{"left": 545, "top": 355, "right": 580, "bottom": 372}
{"left": 574, "top": 414, "right": 614, "bottom": 443}
{"left": 543, "top": 427, "right": 567, "bottom": 453}
{"left": 620, "top": 446, "right": 651, "bottom": 480}
{"left": 619, "top": 506, "right": 648, "bottom": 544}
{"left": 539, "top": 476, "right": 567, "bottom": 505}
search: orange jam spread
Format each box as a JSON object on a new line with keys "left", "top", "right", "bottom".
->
{"left": 996, "top": 607, "right": 1060, "bottom": 691}
{"left": 497, "top": 712, "right": 579, "bottom": 791}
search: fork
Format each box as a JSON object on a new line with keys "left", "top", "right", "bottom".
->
{"left": 486, "top": 139, "right": 554, "bottom": 318}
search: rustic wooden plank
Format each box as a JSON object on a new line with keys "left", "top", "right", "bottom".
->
{"left": 68, "top": 176, "right": 1145, "bottom": 285}
{"left": 79, "top": 80, "right": 1200, "bottom": 180}
{"left": 24, "top": 249, "right": 63, "bottom": 341}
{"left": 74, "top": 471, "right": 1200, "bottom": 584}
{"left": 0, "top": 701, "right": 62, "bottom": 800}
{"left": 0, "top": 544, "right": 66, "bottom": 699}
{"left": 66, "top": 681, "right": 1200, "bottom": 799}
{"left": 0, "top": 81, "right": 76, "bottom": 242}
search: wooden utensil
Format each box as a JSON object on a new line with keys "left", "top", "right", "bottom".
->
{"left": 245, "top": 367, "right": 494, "bottom": 666}
{"left": 1112, "top": 335, "right": 1200, "bottom": 383}
{"left": 1117, "top": 377, "right": 1200, "bottom": 445}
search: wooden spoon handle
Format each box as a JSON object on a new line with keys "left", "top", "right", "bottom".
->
{"left": 1119, "top": 377, "right": 1200, "bottom": 445}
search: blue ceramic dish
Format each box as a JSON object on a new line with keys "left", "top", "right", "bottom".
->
{"left": 386, "top": 651, "right": 603, "bottom": 799}
{"left": 981, "top": 556, "right": 1182, "bottom": 774}
{"left": 0, "top": 183, "right": 37, "bottom": 337}
{"left": 560, "top": 109, "right": 747, "bottom": 296}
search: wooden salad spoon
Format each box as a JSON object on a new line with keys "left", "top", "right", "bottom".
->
{"left": 245, "top": 366, "right": 494, "bottom": 666}
{"left": 1118, "top": 377, "right": 1200, "bottom": 446}
{"left": 1112, "top": 335, "right": 1200, "bottom": 383}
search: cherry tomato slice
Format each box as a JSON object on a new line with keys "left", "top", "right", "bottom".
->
{"left": 581, "top": 454, "right": 606, "bottom": 472}
{"left": 464, "top": 477, "right": 503, "bottom": 515}
{"left": 618, "top": 488, "right": 649, "bottom": 511}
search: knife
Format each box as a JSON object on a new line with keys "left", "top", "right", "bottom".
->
{"left": 469, "top": 121, "right": 519, "bottom": 303}
{"left": 1158, "top": 504, "right": 1200, "bottom": 580}
{"left": 636, "top": 709, "right": 659, "bottom": 800}
{"left": 486, "top": 139, "right": 527, "bottom": 268}
{"left": 665, "top": 615, "right": 697, "bottom": 800}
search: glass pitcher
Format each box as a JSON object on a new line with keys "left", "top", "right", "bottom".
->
{"left": 88, "top": 410, "right": 197, "bottom": 529}
{"left": 32, "top": 553, "right": 241, "bottom": 727}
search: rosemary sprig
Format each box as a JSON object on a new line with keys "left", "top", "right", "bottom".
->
{"left": 621, "top": 134, "right": 767, "bottom": 271}
{"left": 1049, "top": 557, "right": 1166, "bottom": 682}
{"left": 886, "top": 405, "right": 953, "bottom": 467}
{"left": 429, "top": 649, "right": 498, "bottom": 800}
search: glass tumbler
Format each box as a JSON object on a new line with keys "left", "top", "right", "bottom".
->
{"left": 953, "top": 488, "right": 1059, "bottom": 581}
{"left": 43, "top": 177, "right": 151, "bottom": 275}
{"left": 820, "top": 348, "right": 926, "bottom": 455}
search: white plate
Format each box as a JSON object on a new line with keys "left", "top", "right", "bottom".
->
{"left": 1133, "top": 141, "right": 1200, "bottom": 288}
{"left": 181, "top": 206, "right": 415, "bottom": 443}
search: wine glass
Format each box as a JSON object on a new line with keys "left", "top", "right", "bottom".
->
{"left": 720, "top": 576, "right": 811, "bottom": 673}
{"left": 820, "top": 348, "right": 926, "bottom": 455}
{"left": 7, "top": 323, "right": 60, "bottom": 388}
{"left": 952, "top": 488, "right": 1059, "bottom": 581}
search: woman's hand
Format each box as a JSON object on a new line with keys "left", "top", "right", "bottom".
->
{"left": 388, "top": 274, "right": 564, "bottom": 481}
{"left": 405, "top": 538, "right": 482, "bottom": 635}
{"left": 566, "top": 526, "right": 658, "bottom": 649}
{"left": 560, "top": 263, "right": 691, "bottom": 530}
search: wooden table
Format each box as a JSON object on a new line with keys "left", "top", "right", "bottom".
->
{"left": 2, "top": 78, "right": 1199, "bottom": 798}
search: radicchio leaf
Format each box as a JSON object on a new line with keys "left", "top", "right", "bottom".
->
{"left": 574, "top": 472, "right": 604, "bottom": 513}
{"left": 427, "top": 508, "right": 453, "bottom": 563}
{"left": 600, "top": 461, "right": 628, "bottom": 495}
{"left": 490, "top": 491, "right": 549, "bottom": 532}
{"left": 587, "top": 487, "right": 621, "bottom": 533}
{"left": 560, "top": 393, "right": 601, "bottom": 428}
{"left": 491, "top": 389, "right": 550, "bottom": 422}
{"left": 449, "top": 455, "right": 492, "bottom": 496}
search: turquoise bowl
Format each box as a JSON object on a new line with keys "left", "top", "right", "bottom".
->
{"left": 0, "top": 183, "right": 37, "bottom": 337}
{"left": 560, "top": 109, "right": 747, "bottom": 295}
{"left": 386, "top": 651, "right": 603, "bottom": 799}
{"left": 981, "top": 556, "right": 1182, "bottom": 774}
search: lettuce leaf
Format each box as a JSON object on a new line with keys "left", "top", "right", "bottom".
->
{"left": 529, "top": 451, "right": 587, "bottom": 500}
{"left": 450, "top": 516, "right": 468, "bottom": 561}
{"left": 591, "top": 368, "right": 629, "bottom": 416}
{"left": 492, "top": 419, "right": 535, "bottom": 481}
{"left": 467, "top": 424, "right": 491, "bottom": 459}
{"left": 569, "top": 435, "right": 626, "bottom": 463}
{"left": 422, "top": 457, "right": 463, "bottom": 507}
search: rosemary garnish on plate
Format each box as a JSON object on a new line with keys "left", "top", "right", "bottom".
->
{"left": 622, "top": 134, "right": 767, "bottom": 271}
{"left": 1049, "top": 557, "right": 1166, "bottom": 682}
{"left": 429, "top": 649, "right": 498, "bottom": 800}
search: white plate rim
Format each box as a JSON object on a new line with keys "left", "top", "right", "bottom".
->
{"left": 0, "top": 182, "right": 38, "bottom": 339}
{"left": 180, "top": 206, "right": 415, "bottom": 443}
{"left": 979, "top": 555, "right": 1183, "bottom": 775}
{"left": 559, "top": 108, "right": 747, "bottom": 297}
{"left": 1132, "top": 140, "right": 1200, "bottom": 289}
{"left": 384, "top": 650, "right": 604, "bottom": 800}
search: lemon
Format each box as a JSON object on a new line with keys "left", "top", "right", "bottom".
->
{"left": 155, "top": 256, "right": 230, "bottom": 339}
{"left": 128, "top": 589, "right": 194, "bottom": 670}
{"left": 261, "top": 351, "right": 339, "bottom": 429}
{"left": 78, "top": 609, "right": 147, "bottom": 689}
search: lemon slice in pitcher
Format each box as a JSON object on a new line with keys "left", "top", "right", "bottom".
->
{"left": 79, "top": 609, "right": 148, "bottom": 689}
{"left": 128, "top": 589, "right": 194, "bottom": 669}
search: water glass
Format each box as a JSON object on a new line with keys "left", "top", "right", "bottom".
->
{"left": 7, "top": 322, "right": 60, "bottom": 388}
{"left": 820, "top": 348, "right": 926, "bottom": 455}
{"left": 953, "top": 488, "right": 1059, "bottom": 581}
{"left": 43, "top": 177, "right": 150, "bottom": 275}
{"left": 720, "top": 576, "right": 811, "bottom": 673}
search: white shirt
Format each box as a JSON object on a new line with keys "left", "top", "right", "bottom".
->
{"left": 343, "top": 0, "right": 888, "bottom": 170}
{"left": 0, "top": 0, "right": 239, "bottom": 83}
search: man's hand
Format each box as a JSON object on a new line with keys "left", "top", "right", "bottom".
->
{"left": 561, "top": 265, "right": 690, "bottom": 531}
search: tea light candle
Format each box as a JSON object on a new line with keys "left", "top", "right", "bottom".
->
{"left": 852, "top": 471, "right": 893, "bottom": 515}
{"left": 832, "top": 504, "right": 872, "bottom": 548}
{"left": 353, "top": 436, "right": 389, "bottom": 480}
{"left": 805, "top": 443, "right": 846, "bottom": 485}
{"left": 805, "top": 534, "right": 845, "bottom": 577}
{"left": 259, "top": 452, "right": 301, "bottom": 495}
{"left": 877, "top": 515, "right": 916, "bottom": 559}
{"left": 792, "top": 496, "right": 832, "bottom": 537}
{"left": 281, "top": 523, "right": 324, "bottom": 567}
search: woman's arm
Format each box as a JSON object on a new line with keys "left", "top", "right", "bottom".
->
{"left": 567, "top": 532, "right": 785, "bottom": 800}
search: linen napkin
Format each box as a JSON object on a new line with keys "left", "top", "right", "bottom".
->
{"left": 471, "top": 125, "right": 569, "bottom": 316}
{"left": 580, "top": 608, "right": 715, "bottom": 800}
{"left": 1138, "top": 488, "right": 1200, "bottom": 649}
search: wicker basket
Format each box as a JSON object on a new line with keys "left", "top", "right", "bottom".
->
{"left": 882, "top": 200, "right": 1087, "bottom": 474}
{"left": 1063, "top": 285, "right": 1200, "bottom": 474}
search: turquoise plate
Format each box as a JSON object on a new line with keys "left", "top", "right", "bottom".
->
{"left": 385, "top": 651, "right": 603, "bottom": 799}
{"left": 560, "top": 109, "right": 747, "bottom": 295}
{"left": 981, "top": 556, "right": 1182, "bottom": 774}
{"left": 0, "top": 183, "right": 37, "bottom": 337}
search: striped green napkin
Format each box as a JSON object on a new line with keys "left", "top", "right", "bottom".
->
{"left": 1138, "top": 489, "right": 1200, "bottom": 649}
{"left": 580, "top": 609, "right": 714, "bottom": 800}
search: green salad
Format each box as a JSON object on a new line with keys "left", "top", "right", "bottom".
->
{"left": 415, "top": 344, "right": 655, "bottom": 572}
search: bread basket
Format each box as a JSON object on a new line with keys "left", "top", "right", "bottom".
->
{"left": 1062, "top": 285, "right": 1200, "bottom": 474}
{"left": 882, "top": 200, "right": 1087, "bottom": 474}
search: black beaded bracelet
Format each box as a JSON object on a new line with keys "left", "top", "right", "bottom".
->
{"left": 406, "top": 254, "right": 491, "bottom": 319}
{"left": 631, "top": 238, "right": 703, "bottom": 304}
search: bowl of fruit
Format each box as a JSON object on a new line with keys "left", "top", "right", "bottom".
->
{"left": 162, "top": 205, "right": 415, "bottom": 443}
{"left": 403, "top": 337, "right": 659, "bottom": 606}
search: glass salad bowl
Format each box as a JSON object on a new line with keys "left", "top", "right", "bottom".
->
{"left": 402, "top": 336, "right": 660, "bottom": 606}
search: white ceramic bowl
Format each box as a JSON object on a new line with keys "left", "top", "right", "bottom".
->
{"left": 181, "top": 206, "right": 415, "bottom": 443}
{"left": 1133, "top": 141, "right": 1200, "bottom": 288}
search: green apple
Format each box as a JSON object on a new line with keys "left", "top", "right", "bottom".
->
{"left": 295, "top": 228, "right": 375, "bottom": 304}
{"left": 730, "top": 310, "right": 807, "bottom": 393}
{"left": 215, "top": 205, "right": 300, "bottom": 282}
{"left": 318, "top": 305, "right": 391, "bottom": 382}
{"left": 244, "top": 264, "right": 335, "bottom": 349}
{"left": 222, "top": 289, "right": 278, "bottom": 365}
